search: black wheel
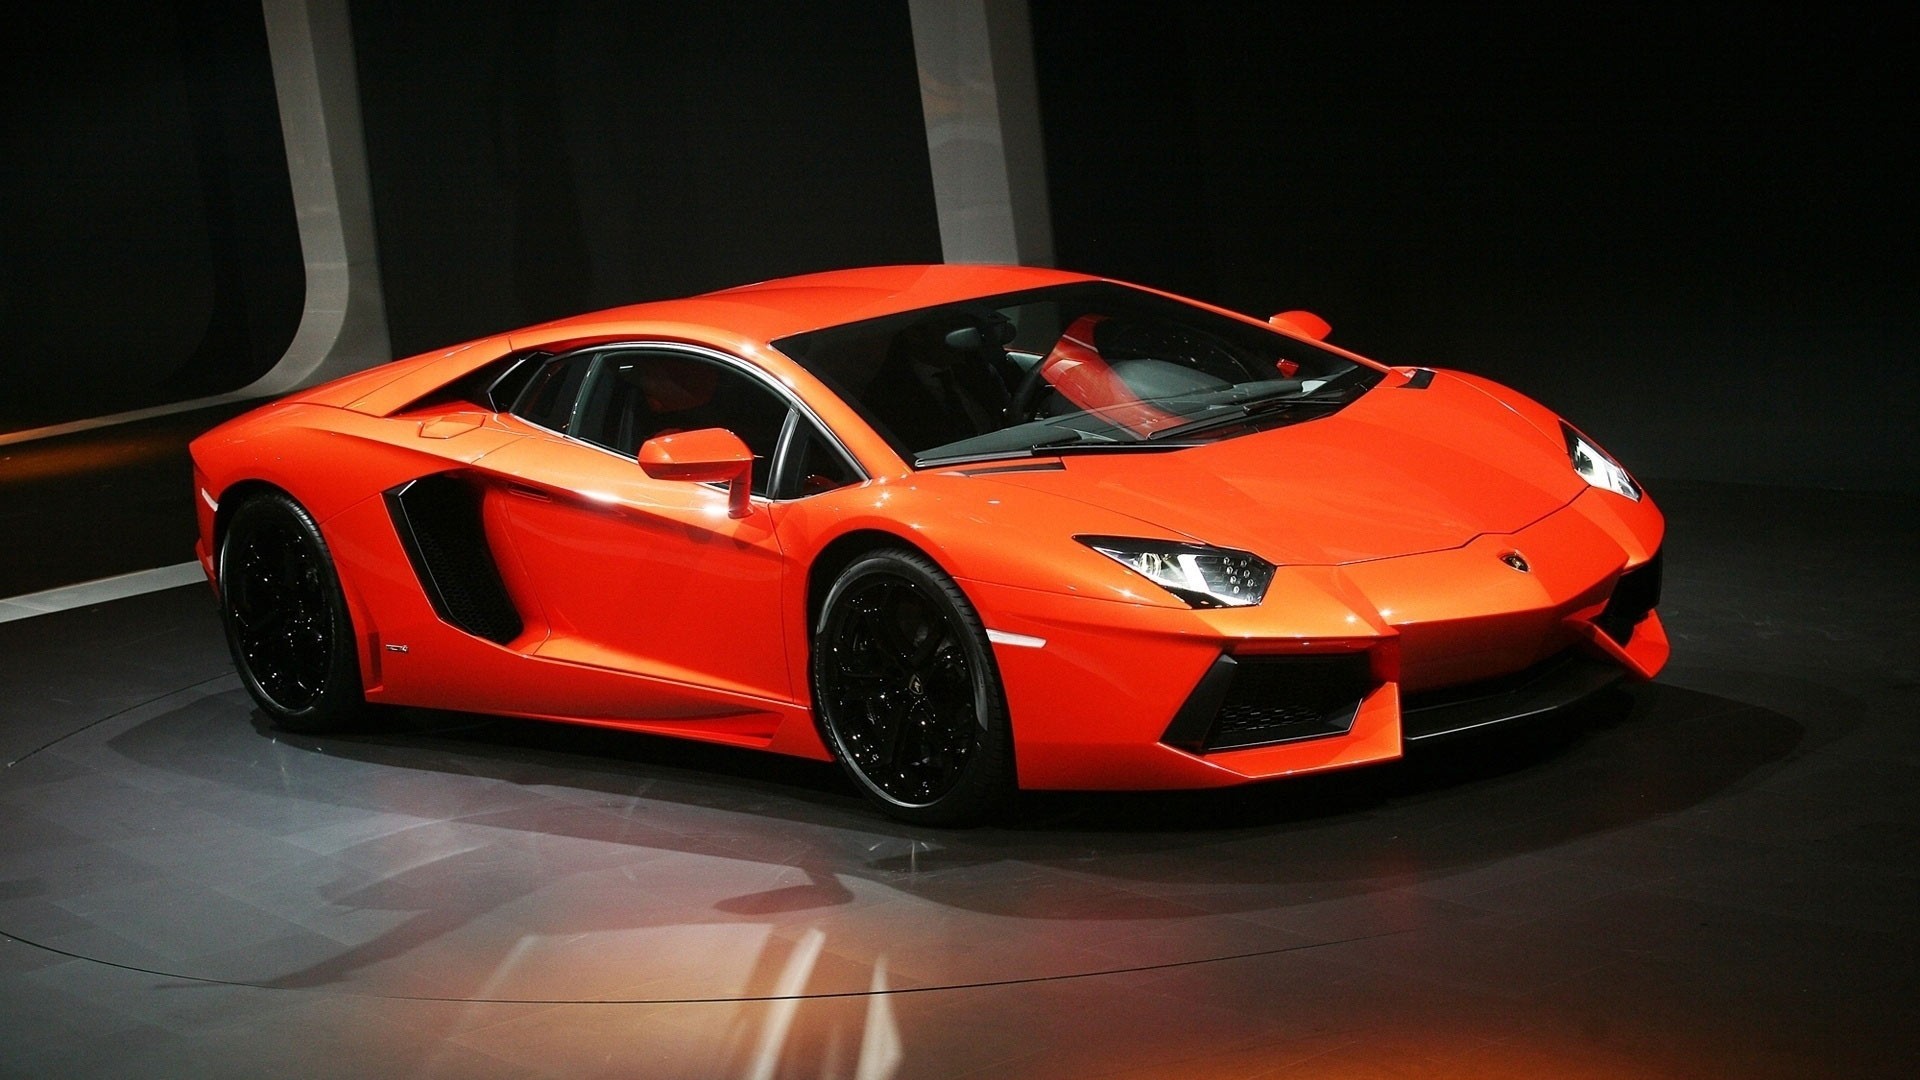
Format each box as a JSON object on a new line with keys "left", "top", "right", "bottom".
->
{"left": 219, "top": 492, "right": 366, "bottom": 733}
{"left": 812, "top": 549, "right": 1015, "bottom": 825}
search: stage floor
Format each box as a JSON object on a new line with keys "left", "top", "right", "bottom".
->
{"left": 2, "top": 480, "right": 1914, "bottom": 1079}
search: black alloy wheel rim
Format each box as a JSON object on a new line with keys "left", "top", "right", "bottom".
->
{"left": 229, "top": 517, "right": 334, "bottom": 712}
{"left": 821, "top": 575, "right": 981, "bottom": 806}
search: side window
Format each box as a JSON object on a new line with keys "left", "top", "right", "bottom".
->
{"left": 484, "top": 351, "right": 550, "bottom": 411}
{"left": 511, "top": 353, "right": 594, "bottom": 433}
{"left": 781, "top": 422, "right": 862, "bottom": 499}
{"left": 571, "top": 349, "right": 791, "bottom": 497}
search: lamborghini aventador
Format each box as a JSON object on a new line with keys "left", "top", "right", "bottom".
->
{"left": 191, "top": 265, "right": 1667, "bottom": 823}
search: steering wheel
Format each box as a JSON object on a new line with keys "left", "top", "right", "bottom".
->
{"left": 1007, "top": 314, "right": 1108, "bottom": 424}
{"left": 1005, "top": 356, "right": 1052, "bottom": 423}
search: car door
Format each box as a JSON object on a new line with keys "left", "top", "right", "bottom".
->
{"left": 476, "top": 344, "right": 798, "bottom": 708}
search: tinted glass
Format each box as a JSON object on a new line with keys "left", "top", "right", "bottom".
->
{"left": 783, "top": 422, "right": 862, "bottom": 499}
{"left": 571, "top": 349, "right": 790, "bottom": 497}
{"left": 773, "top": 282, "right": 1383, "bottom": 465}
{"left": 512, "top": 353, "right": 593, "bottom": 432}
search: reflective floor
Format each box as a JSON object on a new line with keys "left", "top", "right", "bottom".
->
{"left": 2, "top": 480, "right": 1915, "bottom": 1078}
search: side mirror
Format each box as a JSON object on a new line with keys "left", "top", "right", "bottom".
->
{"left": 1269, "top": 310, "right": 1332, "bottom": 342}
{"left": 638, "top": 427, "right": 754, "bottom": 518}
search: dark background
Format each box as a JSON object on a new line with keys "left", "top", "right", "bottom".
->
{"left": 0, "top": 0, "right": 302, "bottom": 430}
{"left": 1, "top": 1, "right": 1909, "bottom": 492}
{"left": 1030, "top": 3, "right": 1911, "bottom": 492}
{"left": 349, "top": 0, "right": 942, "bottom": 355}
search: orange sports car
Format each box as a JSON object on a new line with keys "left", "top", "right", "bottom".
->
{"left": 190, "top": 264, "right": 1667, "bottom": 823}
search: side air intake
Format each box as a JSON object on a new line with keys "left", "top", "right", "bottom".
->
{"left": 385, "top": 474, "right": 523, "bottom": 644}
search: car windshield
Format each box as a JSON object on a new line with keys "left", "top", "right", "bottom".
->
{"left": 771, "top": 282, "right": 1384, "bottom": 466}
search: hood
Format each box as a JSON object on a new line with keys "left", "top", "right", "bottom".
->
{"left": 974, "top": 371, "right": 1584, "bottom": 564}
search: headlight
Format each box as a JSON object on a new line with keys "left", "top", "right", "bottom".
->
{"left": 1076, "top": 536, "right": 1275, "bottom": 608}
{"left": 1562, "top": 422, "right": 1640, "bottom": 501}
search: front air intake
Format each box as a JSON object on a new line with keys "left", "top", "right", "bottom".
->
{"left": 1163, "top": 652, "right": 1372, "bottom": 753}
{"left": 1594, "top": 549, "right": 1663, "bottom": 645}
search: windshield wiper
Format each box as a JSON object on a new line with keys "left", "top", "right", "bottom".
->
{"left": 1145, "top": 394, "right": 1343, "bottom": 440}
{"left": 1145, "top": 369, "right": 1375, "bottom": 441}
{"left": 1023, "top": 428, "right": 1112, "bottom": 451}
{"left": 917, "top": 428, "right": 1193, "bottom": 467}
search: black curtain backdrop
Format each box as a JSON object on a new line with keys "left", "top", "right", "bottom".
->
{"left": 1031, "top": 3, "right": 1913, "bottom": 492}
{"left": 0, "top": 0, "right": 302, "bottom": 433}
{"left": 350, "top": 0, "right": 945, "bottom": 358}
{"left": 0, "top": 2, "right": 938, "bottom": 434}
{"left": 6, "top": 2, "right": 1908, "bottom": 495}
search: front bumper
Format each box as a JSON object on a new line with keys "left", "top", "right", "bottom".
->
{"left": 970, "top": 487, "right": 1668, "bottom": 790}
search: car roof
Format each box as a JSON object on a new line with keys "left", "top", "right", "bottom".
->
{"left": 315, "top": 265, "right": 1105, "bottom": 427}
{"left": 517, "top": 264, "right": 1100, "bottom": 346}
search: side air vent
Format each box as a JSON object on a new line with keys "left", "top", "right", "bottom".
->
{"left": 385, "top": 474, "right": 523, "bottom": 644}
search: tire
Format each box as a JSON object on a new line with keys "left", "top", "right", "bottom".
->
{"left": 812, "top": 548, "right": 1016, "bottom": 826}
{"left": 219, "top": 491, "right": 366, "bottom": 733}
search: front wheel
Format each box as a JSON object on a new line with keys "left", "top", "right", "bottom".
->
{"left": 219, "top": 491, "right": 366, "bottom": 733}
{"left": 812, "top": 549, "right": 1015, "bottom": 826}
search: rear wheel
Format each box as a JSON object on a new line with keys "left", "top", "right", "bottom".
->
{"left": 812, "top": 549, "right": 1015, "bottom": 826}
{"left": 219, "top": 492, "right": 365, "bottom": 733}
